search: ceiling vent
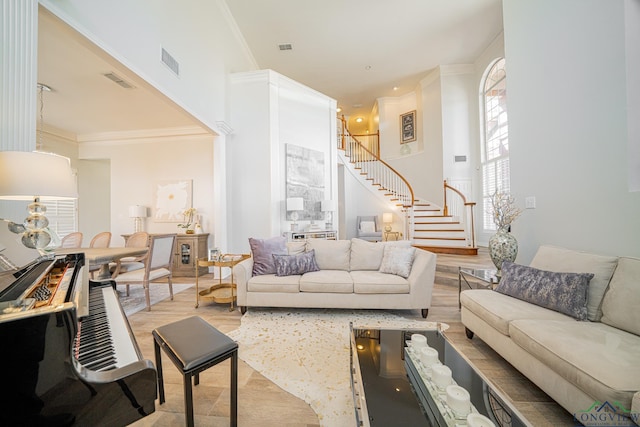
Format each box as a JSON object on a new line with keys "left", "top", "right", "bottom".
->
{"left": 278, "top": 43, "right": 293, "bottom": 51}
{"left": 161, "top": 47, "right": 180, "bottom": 76}
{"left": 103, "top": 72, "right": 135, "bottom": 89}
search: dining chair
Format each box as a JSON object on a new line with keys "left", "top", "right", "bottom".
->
{"left": 113, "top": 234, "right": 176, "bottom": 311}
{"left": 109, "top": 231, "right": 149, "bottom": 278}
{"left": 89, "top": 231, "right": 111, "bottom": 248}
{"left": 60, "top": 232, "right": 83, "bottom": 248}
{"left": 88, "top": 232, "right": 112, "bottom": 278}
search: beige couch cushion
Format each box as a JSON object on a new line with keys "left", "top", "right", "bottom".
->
{"left": 350, "top": 238, "right": 384, "bottom": 271}
{"left": 300, "top": 270, "right": 353, "bottom": 293}
{"left": 247, "top": 274, "right": 300, "bottom": 293}
{"left": 601, "top": 257, "right": 640, "bottom": 336}
{"left": 509, "top": 319, "right": 640, "bottom": 408}
{"left": 460, "top": 289, "right": 575, "bottom": 336}
{"left": 307, "top": 239, "right": 351, "bottom": 271}
{"left": 529, "top": 245, "right": 619, "bottom": 321}
{"left": 351, "top": 270, "right": 409, "bottom": 294}
{"left": 287, "top": 241, "right": 307, "bottom": 255}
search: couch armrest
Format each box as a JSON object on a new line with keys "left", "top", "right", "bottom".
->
{"left": 633, "top": 391, "right": 640, "bottom": 426}
{"left": 233, "top": 257, "right": 253, "bottom": 305}
{"left": 407, "top": 248, "right": 437, "bottom": 308}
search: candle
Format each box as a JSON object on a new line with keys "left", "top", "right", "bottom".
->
{"left": 411, "top": 333, "right": 427, "bottom": 348}
{"left": 419, "top": 346, "right": 439, "bottom": 369}
{"left": 467, "top": 413, "right": 496, "bottom": 427}
{"left": 446, "top": 385, "right": 471, "bottom": 417}
{"left": 431, "top": 364, "right": 452, "bottom": 390}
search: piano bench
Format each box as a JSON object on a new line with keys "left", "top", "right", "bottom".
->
{"left": 152, "top": 316, "right": 238, "bottom": 427}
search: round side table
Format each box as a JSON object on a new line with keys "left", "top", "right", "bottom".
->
{"left": 195, "top": 254, "right": 250, "bottom": 310}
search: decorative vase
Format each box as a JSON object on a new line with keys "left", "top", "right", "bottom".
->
{"left": 488, "top": 226, "right": 518, "bottom": 274}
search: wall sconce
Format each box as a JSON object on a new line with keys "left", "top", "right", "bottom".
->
{"left": 382, "top": 212, "right": 393, "bottom": 232}
{"left": 321, "top": 199, "right": 337, "bottom": 228}
{"left": 0, "top": 151, "right": 78, "bottom": 249}
{"left": 128, "top": 205, "right": 148, "bottom": 233}
{"left": 286, "top": 197, "right": 304, "bottom": 231}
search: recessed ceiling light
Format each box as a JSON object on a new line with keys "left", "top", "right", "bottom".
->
{"left": 393, "top": 86, "right": 399, "bottom": 91}
{"left": 365, "top": 65, "right": 372, "bottom": 71}
{"left": 336, "top": 107, "right": 342, "bottom": 113}
{"left": 355, "top": 117, "right": 363, "bottom": 123}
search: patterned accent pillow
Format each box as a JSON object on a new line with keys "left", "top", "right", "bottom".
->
{"left": 249, "top": 236, "right": 287, "bottom": 276}
{"left": 273, "top": 250, "right": 321, "bottom": 276}
{"left": 495, "top": 261, "right": 594, "bottom": 320}
{"left": 379, "top": 245, "right": 416, "bottom": 278}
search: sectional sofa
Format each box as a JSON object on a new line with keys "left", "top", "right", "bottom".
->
{"left": 461, "top": 245, "right": 640, "bottom": 426}
{"left": 233, "top": 237, "right": 437, "bottom": 318}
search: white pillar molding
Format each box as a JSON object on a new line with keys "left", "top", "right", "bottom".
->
{"left": 0, "top": 0, "right": 38, "bottom": 151}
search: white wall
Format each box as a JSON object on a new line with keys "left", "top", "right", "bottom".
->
{"left": 40, "top": 0, "right": 256, "bottom": 132}
{"left": 504, "top": 0, "right": 640, "bottom": 261}
{"left": 79, "top": 133, "right": 215, "bottom": 248}
{"left": 228, "top": 70, "right": 337, "bottom": 253}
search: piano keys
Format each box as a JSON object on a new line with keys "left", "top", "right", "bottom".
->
{"left": 0, "top": 253, "right": 157, "bottom": 426}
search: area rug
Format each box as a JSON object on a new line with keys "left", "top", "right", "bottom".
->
{"left": 227, "top": 308, "right": 441, "bottom": 427}
{"left": 118, "top": 283, "right": 194, "bottom": 316}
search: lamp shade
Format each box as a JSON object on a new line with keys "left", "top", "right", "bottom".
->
{"left": 129, "top": 205, "right": 148, "bottom": 218}
{"left": 321, "top": 199, "right": 337, "bottom": 212}
{"left": 0, "top": 151, "right": 77, "bottom": 200}
{"left": 286, "top": 197, "right": 304, "bottom": 211}
{"left": 383, "top": 213, "right": 393, "bottom": 223}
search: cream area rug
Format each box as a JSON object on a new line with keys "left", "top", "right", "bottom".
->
{"left": 118, "top": 283, "right": 194, "bottom": 316}
{"left": 227, "top": 308, "right": 440, "bottom": 427}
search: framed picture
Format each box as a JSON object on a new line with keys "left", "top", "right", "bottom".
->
{"left": 153, "top": 179, "right": 192, "bottom": 222}
{"left": 400, "top": 110, "right": 416, "bottom": 143}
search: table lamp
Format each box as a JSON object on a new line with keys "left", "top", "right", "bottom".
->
{"left": 0, "top": 151, "right": 77, "bottom": 249}
{"left": 286, "top": 197, "right": 304, "bottom": 231}
{"left": 382, "top": 212, "right": 393, "bottom": 232}
{"left": 129, "top": 205, "right": 148, "bottom": 232}
{"left": 321, "top": 199, "right": 337, "bottom": 228}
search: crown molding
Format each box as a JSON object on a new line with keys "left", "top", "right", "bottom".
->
{"left": 77, "top": 126, "right": 211, "bottom": 144}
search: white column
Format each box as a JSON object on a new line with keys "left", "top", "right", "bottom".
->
{"left": 0, "top": 0, "right": 38, "bottom": 152}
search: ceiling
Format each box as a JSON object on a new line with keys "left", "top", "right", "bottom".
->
{"left": 37, "top": 1, "right": 503, "bottom": 138}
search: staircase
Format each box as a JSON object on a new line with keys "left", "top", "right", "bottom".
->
{"left": 338, "top": 117, "right": 478, "bottom": 254}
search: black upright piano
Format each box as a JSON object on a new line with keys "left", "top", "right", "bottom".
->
{"left": 0, "top": 253, "right": 157, "bottom": 426}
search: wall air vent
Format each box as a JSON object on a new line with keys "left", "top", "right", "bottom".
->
{"left": 278, "top": 43, "right": 293, "bottom": 51}
{"left": 103, "top": 72, "right": 135, "bottom": 89}
{"left": 161, "top": 47, "right": 180, "bottom": 76}
{"left": 454, "top": 155, "right": 467, "bottom": 162}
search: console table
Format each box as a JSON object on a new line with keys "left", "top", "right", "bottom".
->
{"left": 282, "top": 230, "right": 337, "bottom": 241}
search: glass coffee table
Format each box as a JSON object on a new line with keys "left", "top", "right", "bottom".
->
{"left": 350, "top": 324, "right": 530, "bottom": 427}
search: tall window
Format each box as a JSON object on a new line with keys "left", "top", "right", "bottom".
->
{"left": 481, "top": 58, "right": 509, "bottom": 231}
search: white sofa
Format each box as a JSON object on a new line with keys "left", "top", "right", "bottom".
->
{"left": 461, "top": 245, "right": 640, "bottom": 426}
{"left": 233, "top": 238, "right": 437, "bottom": 318}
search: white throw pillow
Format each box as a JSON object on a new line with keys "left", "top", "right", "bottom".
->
{"left": 379, "top": 245, "right": 416, "bottom": 278}
{"left": 360, "top": 221, "right": 376, "bottom": 233}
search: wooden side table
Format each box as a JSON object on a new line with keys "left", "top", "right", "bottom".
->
{"left": 195, "top": 254, "right": 250, "bottom": 310}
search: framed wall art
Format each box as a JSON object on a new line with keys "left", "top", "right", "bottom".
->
{"left": 400, "top": 110, "right": 417, "bottom": 143}
{"left": 153, "top": 179, "right": 192, "bottom": 222}
{"left": 285, "top": 144, "right": 325, "bottom": 221}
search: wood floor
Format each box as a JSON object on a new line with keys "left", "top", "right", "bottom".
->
{"left": 127, "top": 249, "right": 575, "bottom": 426}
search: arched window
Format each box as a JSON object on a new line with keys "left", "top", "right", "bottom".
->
{"left": 481, "top": 58, "right": 509, "bottom": 231}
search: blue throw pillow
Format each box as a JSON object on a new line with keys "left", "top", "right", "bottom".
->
{"left": 495, "top": 261, "right": 593, "bottom": 321}
{"left": 273, "top": 250, "right": 320, "bottom": 276}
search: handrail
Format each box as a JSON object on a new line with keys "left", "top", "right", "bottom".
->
{"left": 338, "top": 116, "right": 415, "bottom": 208}
{"left": 443, "top": 180, "right": 476, "bottom": 248}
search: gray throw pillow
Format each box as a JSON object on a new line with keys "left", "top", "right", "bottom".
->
{"left": 273, "top": 250, "right": 320, "bottom": 276}
{"left": 249, "top": 236, "right": 287, "bottom": 276}
{"left": 379, "top": 245, "right": 416, "bottom": 278}
{"left": 495, "top": 261, "right": 594, "bottom": 321}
